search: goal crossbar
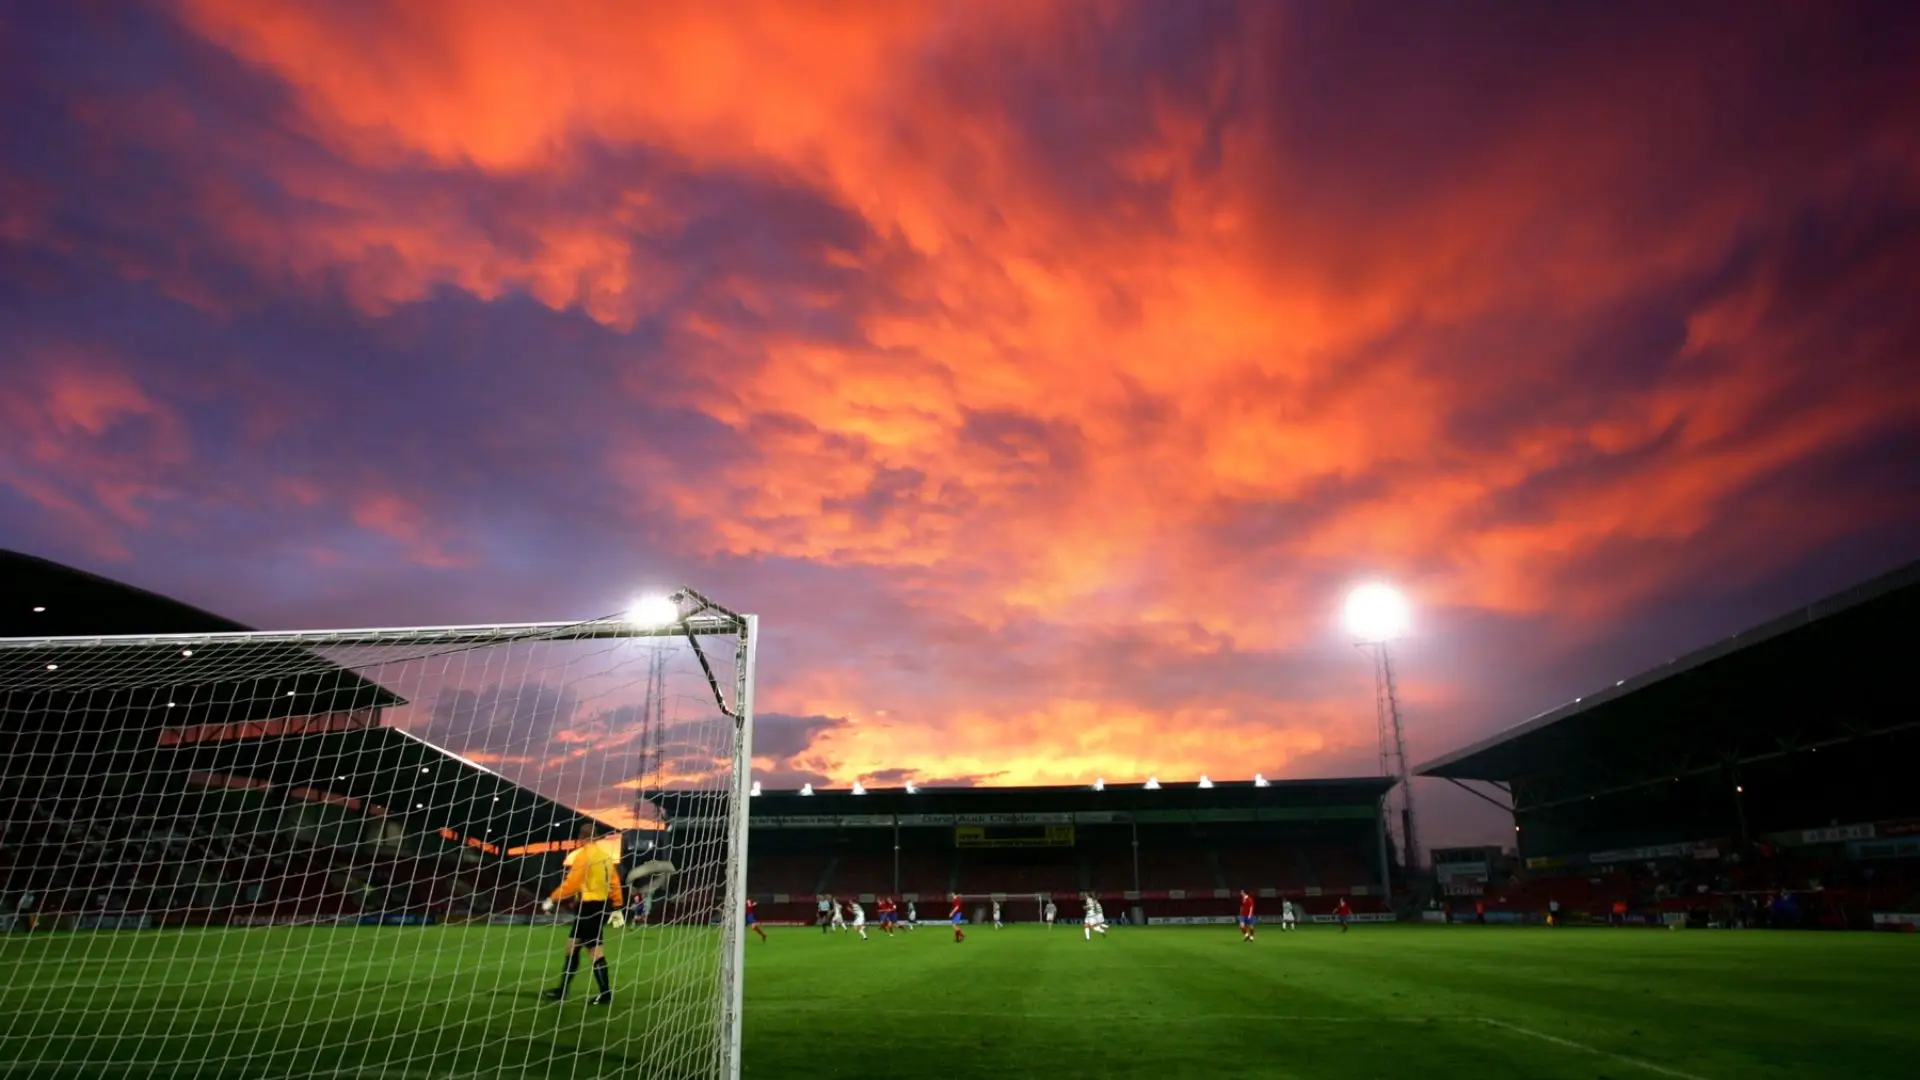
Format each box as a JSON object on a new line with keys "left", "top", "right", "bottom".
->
{"left": 0, "top": 615, "right": 744, "bottom": 651}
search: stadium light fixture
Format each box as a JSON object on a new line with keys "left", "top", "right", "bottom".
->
{"left": 1144, "top": 777, "right": 1161, "bottom": 790}
{"left": 1342, "top": 582, "right": 1410, "bottom": 643}
{"left": 1092, "top": 778, "right": 1105, "bottom": 791}
{"left": 799, "top": 783, "right": 814, "bottom": 796}
{"left": 1253, "top": 773, "right": 1270, "bottom": 788}
{"left": 626, "top": 593, "right": 682, "bottom": 629}
{"left": 1197, "top": 775, "right": 1213, "bottom": 789}
{"left": 749, "top": 781, "right": 762, "bottom": 797}
{"left": 31, "top": 606, "right": 45, "bottom": 613}
{"left": 851, "top": 781, "right": 866, "bottom": 795}
{"left": 904, "top": 781, "right": 918, "bottom": 794}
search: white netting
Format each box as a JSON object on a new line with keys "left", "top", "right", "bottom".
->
{"left": 0, "top": 612, "right": 754, "bottom": 1080}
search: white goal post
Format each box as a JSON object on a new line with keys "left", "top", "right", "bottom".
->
{"left": 0, "top": 590, "right": 757, "bottom": 1080}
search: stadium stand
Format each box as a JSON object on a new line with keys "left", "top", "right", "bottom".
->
{"left": 1417, "top": 558, "right": 1920, "bottom": 930}
{"left": 0, "top": 551, "right": 605, "bottom": 929}
{"left": 741, "top": 779, "right": 1398, "bottom": 924}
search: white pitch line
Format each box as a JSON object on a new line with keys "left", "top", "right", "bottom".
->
{"left": 759, "top": 1005, "right": 1455, "bottom": 1023}
{"left": 1477, "top": 1017, "right": 1711, "bottom": 1080}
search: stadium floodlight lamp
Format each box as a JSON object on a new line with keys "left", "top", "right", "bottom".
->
{"left": 749, "top": 781, "right": 762, "bottom": 797}
{"left": 851, "top": 781, "right": 866, "bottom": 795}
{"left": 626, "top": 593, "right": 682, "bottom": 629}
{"left": 1197, "top": 775, "right": 1213, "bottom": 789}
{"left": 31, "top": 606, "right": 45, "bottom": 613}
{"left": 1342, "top": 581, "right": 1410, "bottom": 643}
{"left": 799, "top": 783, "right": 814, "bottom": 796}
{"left": 1253, "top": 773, "right": 1270, "bottom": 787}
{"left": 1144, "top": 777, "right": 1161, "bottom": 790}
{"left": 904, "top": 781, "right": 918, "bottom": 794}
{"left": 1092, "top": 778, "right": 1105, "bottom": 791}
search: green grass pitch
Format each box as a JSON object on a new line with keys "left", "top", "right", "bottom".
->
{"left": 1, "top": 923, "right": 1913, "bottom": 1078}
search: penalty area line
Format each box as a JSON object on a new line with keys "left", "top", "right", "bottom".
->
{"left": 1476, "top": 1018, "right": 1710, "bottom": 1080}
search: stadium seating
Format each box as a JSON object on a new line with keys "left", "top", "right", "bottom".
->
{"left": 746, "top": 853, "right": 828, "bottom": 896}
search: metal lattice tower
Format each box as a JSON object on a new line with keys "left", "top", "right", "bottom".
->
{"left": 1369, "top": 641, "right": 1420, "bottom": 874}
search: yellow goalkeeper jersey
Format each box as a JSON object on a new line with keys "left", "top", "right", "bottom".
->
{"left": 551, "top": 842, "right": 624, "bottom": 905}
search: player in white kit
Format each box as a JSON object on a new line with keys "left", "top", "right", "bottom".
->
{"left": 1281, "top": 898, "right": 1297, "bottom": 930}
{"left": 991, "top": 899, "right": 1003, "bottom": 929}
{"left": 850, "top": 900, "right": 868, "bottom": 940}
{"left": 906, "top": 900, "right": 918, "bottom": 929}
{"left": 1043, "top": 899, "right": 1057, "bottom": 929}
{"left": 830, "top": 897, "right": 846, "bottom": 933}
{"left": 1082, "top": 894, "right": 1107, "bottom": 940}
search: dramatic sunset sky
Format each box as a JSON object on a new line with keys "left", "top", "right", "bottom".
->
{"left": 3, "top": 1, "right": 1918, "bottom": 847}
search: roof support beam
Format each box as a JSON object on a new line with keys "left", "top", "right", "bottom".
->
{"left": 1441, "top": 776, "right": 1514, "bottom": 816}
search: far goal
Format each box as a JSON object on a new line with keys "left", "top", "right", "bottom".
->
{"left": 0, "top": 590, "right": 757, "bottom": 1080}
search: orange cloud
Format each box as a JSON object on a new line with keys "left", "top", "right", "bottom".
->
{"left": 5, "top": 2, "right": 1916, "bottom": 824}
{"left": 0, "top": 349, "right": 193, "bottom": 560}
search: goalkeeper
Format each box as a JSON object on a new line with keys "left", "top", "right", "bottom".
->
{"left": 541, "top": 821, "right": 623, "bottom": 1006}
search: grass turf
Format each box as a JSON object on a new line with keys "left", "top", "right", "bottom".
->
{"left": 1, "top": 922, "right": 1913, "bottom": 1078}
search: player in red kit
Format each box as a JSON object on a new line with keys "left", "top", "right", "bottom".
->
{"left": 877, "top": 896, "right": 897, "bottom": 936}
{"left": 1238, "top": 889, "right": 1257, "bottom": 942}
{"left": 744, "top": 898, "right": 767, "bottom": 942}
{"left": 949, "top": 893, "right": 965, "bottom": 943}
{"left": 1335, "top": 897, "right": 1352, "bottom": 933}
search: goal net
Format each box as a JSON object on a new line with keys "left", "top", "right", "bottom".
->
{"left": 0, "top": 595, "right": 757, "bottom": 1080}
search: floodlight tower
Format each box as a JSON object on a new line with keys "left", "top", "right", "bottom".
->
{"left": 1344, "top": 582, "right": 1421, "bottom": 876}
{"left": 627, "top": 593, "right": 681, "bottom": 827}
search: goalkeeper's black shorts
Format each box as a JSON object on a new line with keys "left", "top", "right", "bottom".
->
{"left": 571, "top": 901, "right": 610, "bottom": 946}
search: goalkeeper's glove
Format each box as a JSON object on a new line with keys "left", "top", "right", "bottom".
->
{"left": 540, "top": 899, "right": 554, "bottom": 914}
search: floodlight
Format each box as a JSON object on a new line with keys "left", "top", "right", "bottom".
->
{"left": 1342, "top": 581, "right": 1410, "bottom": 643}
{"left": 749, "top": 781, "right": 762, "bottom": 797}
{"left": 851, "top": 781, "right": 866, "bottom": 795}
{"left": 1253, "top": 773, "right": 1270, "bottom": 788}
{"left": 1197, "top": 775, "right": 1213, "bottom": 789}
{"left": 904, "top": 781, "right": 918, "bottom": 794}
{"left": 31, "top": 606, "right": 45, "bottom": 613}
{"left": 1144, "top": 777, "right": 1161, "bottom": 790}
{"left": 1092, "top": 778, "right": 1105, "bottom": 791}
{"left": 626, "top": 593, "right": 682, "bottom": 629}
{"left": 799, "top": 783, "right": 814, "bottom": 796}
